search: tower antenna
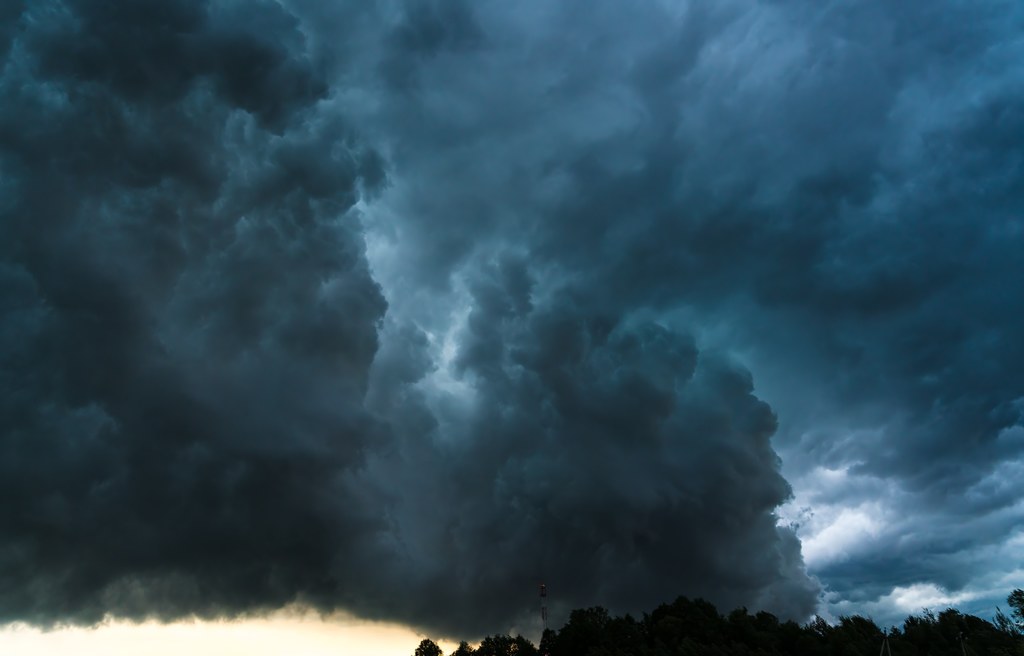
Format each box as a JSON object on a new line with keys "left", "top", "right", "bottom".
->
{"left": 540, "top": 583, "right": 548, "bottom": 632}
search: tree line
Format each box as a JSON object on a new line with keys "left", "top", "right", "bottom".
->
{"left": 414, "top": 589, "right": 1024, "bottom": 656}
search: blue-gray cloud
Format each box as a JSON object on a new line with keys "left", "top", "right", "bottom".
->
{"left": 2, "top": 0, "right": 1022, "bottom": 640}
{"left": 342, "top": 0, "right": 1024, "bottom": 628}
{"left": 0, "top": 0, "right": 387, "bottom": 625}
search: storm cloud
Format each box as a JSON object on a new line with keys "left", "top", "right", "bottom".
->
{"left": 350, "top": 0, "right": 1024, "bottom": 627}
{"left": 0, "top": 0, "right": 387, "bottom": 625}
{"left": 1, "top": 0, "right": 1022, "bottom": 639}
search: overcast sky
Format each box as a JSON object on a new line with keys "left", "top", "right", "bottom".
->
{"left": 1, "top": 0, "right": 1022, "bottom": 646}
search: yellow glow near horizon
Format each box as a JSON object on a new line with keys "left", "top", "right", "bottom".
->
{"left": 0, "top": 609, "right": 457, "bottom": 656}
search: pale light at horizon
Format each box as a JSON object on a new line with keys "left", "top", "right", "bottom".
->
{"left": 0, "top": 610, "right": 456, "bottom": 656}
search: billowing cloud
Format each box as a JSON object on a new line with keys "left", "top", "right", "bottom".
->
{"left": 344, "top": 0, "right": 1024, "bottom": 628}
{"left": 352, "top": 264, "right": 818, "bottom": 632}
{"left": 0, "top": 0, "right": 387, "bottom": 625}
{"left": 2, "top": 0, "right": 1022, "bottom": 641}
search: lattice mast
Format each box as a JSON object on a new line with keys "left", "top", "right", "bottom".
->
{"left": 540, "top": 583, "right": 548, "bottom": 632}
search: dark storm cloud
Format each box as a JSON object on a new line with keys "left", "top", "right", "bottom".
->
{"left": 0, "top": 0, "right": 822, "bottom": 636}
{"left": 0, "top": 0, "right": 387, "bottom": 625}
{"left": 3, "top": 0, "right": 1022, "bottom": 641}
{"left": 354, "top": 261, "right": 818, "bottom": 633}
{"left": 343, "top": 0, "right": 1024, "bottom": 629}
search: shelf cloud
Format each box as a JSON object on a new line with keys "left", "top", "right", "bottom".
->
{"left": 1, "top": 0, "right": 1022, "bottom": 637}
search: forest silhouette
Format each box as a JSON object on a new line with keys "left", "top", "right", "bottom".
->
{"left": 413, "top": 589, "right": 1024, "bottom": 656}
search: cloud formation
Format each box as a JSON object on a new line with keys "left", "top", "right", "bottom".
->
{"left": 1, "top": 0, "right": 387, "bottom": 625}
{"left": 2, "top": 0, "right": 1023, "bottom": 639}
{"left": 346, "top": 0, "right": 1024, "bottom": 627}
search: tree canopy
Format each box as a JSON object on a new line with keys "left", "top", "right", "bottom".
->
{"left": 415, "top": 638, "right": 444, "bottom": 656}
{"left": 417, "top": 589, "right": 1024, "bottom": 656}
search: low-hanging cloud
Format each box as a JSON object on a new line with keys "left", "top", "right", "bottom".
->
{"left": 347, "top": 0, "right": 1024, "bottom": 627}
{"left": 2, "top": 0, "right": 1022, "bottom": 640}
{"left": 0, "top": 0, "right": 388, "bottom": 626}
{"left": 353, "top": 259, "right": 819, "bottom": 632}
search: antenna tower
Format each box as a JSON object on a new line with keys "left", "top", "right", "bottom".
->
{"left": 540, "top": 583, "right": 548, "bottom": 632}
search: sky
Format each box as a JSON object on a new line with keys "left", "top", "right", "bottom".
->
{"left": 0, "top": 609, "right": 457, "bottom": 656}
{"left": 1, "top": 0, "right": 1023, "bottom": 653}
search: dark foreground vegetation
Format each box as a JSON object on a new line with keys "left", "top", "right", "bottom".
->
{"left": 414, "top": 589, "right": 1024, "bottom": 656}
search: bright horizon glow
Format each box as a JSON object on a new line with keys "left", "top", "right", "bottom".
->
{"left": 0, "top": 608, "right": 457, "bottom": 656}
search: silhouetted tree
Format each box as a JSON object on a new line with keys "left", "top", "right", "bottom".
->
{"left": 539, "top": 628, "right": 556, "bottom": 656}
{"left": 552, "top": 606, "right": 612, "bottom": 655}
{"left": 996, "top": 607, "right": 1020, "bottom": 637}
{"left": 416, "top": 638, "right": 444, "bottom": 656}
{"left": 451, "top": 640, "right": 475, "bottom": 656}
{"left": 1010, "top": 590, "right": 1024, "bottom": 629}
{"left": 475, "top": 634, "right": 538, "bottom": 656}
{"left": 422, "top": 589, "right": 1024, "bottom": 656}
{"left": 512, "top": 634, "right": 540, "bottom": 656}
